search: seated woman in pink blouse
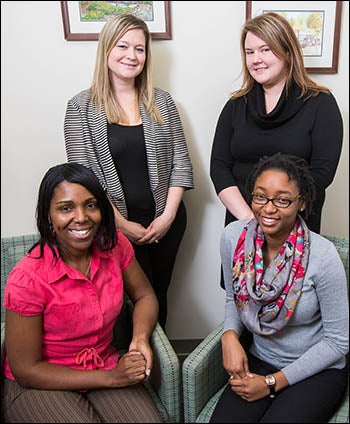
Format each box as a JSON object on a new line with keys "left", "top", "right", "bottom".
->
{"left": 2, "top": 162, "right": 163, "bottom": 423}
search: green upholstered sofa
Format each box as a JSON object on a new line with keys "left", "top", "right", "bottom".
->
{"left": 182, "top": 235, "right": 349, "bottom": 423}
{"left": 1, "top": 234, "right": 182, "bottom": 423}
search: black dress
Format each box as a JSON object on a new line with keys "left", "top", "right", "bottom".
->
{"left": 108, "top": 123, "right": 187, "bottom": 330}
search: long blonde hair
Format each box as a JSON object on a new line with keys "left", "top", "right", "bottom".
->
{"left": 91, "top": 13, "right": 162, "bottom": 123}
{"left": 232, "top": 12, "right": 330, "bottom": 100}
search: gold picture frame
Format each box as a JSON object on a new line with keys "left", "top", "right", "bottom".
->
{"left": 61, "top": 1, "right": 172, "bottom": 41}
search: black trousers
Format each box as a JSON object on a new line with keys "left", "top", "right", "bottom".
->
{"left": 132, "top": 201, "right": 187, "bottom": 331}
{"left": 210, "top": 353, "right": 348, "bottom": 423}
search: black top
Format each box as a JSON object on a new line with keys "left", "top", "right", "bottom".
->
{"left": 210, "top": 82, "right": 343, "bottom": 232}
{"left": 108, "top": 123, "right": 155, "bottom": 226}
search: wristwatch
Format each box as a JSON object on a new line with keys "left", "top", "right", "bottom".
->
{"left": 265, "top": 374, "right": 276, "bottom": 399}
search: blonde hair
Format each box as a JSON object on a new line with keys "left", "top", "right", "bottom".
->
{"left": 91, "top": 13, "right": 162, "bottom": 123}
{"left": 231, "top": 12, "right": 330, "bottom": 100}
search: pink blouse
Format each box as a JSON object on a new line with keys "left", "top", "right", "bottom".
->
{"left": 3, "top": 230, "right": 134, "bottom": 379}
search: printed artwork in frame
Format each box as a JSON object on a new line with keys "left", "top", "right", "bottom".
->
{"left": 61, "top": 1, "right": 172, "bottom": 41}
{"left": 246, "top": 1, "right": 342, "bottom": 74}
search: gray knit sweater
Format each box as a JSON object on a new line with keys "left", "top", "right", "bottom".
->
{"left": 221, "top": 219, "right": 349, "bottom": 385}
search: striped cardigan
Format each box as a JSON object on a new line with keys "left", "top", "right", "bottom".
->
{"left": 64, "top": 87, "right": 194, "bottom": 219}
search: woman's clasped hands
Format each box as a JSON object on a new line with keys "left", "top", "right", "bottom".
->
{"left": 228, "top": 372, "right": 270, "bottom": 403}
{"left": 113, "top": 348, "right": 151, "bottom": 387}
{"left": 223, "top": 331, "right": 269, "bottom": 402}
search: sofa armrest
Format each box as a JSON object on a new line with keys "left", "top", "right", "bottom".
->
{"left": 148, "top": 323, "right": 181, "bottom": 423}
{"left": 182, "top": 322, "right": 227, "bottom": 423}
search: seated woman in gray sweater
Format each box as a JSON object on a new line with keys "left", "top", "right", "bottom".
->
{"left": 210, "top": 152, "right": 348, "bottom": 423}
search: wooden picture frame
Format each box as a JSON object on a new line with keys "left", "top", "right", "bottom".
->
{"left": 61, "top": 1, "right": 172, "bottom": 41}
{"left": 246, "top": 1, "right": 342, "bottom": 74}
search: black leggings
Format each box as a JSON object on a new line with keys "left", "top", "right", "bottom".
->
{"left": 132, "top": 201, "right": 187, "bottom": 331}
{"left": 210, "top": 354, "right": 348, "bottom": 423}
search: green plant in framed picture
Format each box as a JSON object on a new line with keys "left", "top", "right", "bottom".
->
{"left": 79, "top": 1, "right": 154, "bottom": 21}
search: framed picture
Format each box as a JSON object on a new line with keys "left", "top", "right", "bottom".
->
{"left": 61, "top": 1, "right": 172, "bottom": 41}
{"left": 246, "top": 1, "right": 342, "bottom": 74}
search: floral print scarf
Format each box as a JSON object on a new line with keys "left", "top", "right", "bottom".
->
{"left": 232, "top": 216, "right": 310, "bottom": 335}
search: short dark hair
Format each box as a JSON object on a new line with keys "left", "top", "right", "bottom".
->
{"left": 33, "top": 162, "right": 117, "bottom": 259}
{"left": 246, "top": 152, "right": 316, "bottom": 219}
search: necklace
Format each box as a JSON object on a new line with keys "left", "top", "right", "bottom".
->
{"left": 84, "top": 255, "right": 92, "bottom": 278}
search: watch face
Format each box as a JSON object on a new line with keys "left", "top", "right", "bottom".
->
{"left": 266, "top": 375, "right": 276, "bottom": 386}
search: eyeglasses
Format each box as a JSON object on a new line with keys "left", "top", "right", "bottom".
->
{"left": 251, "top": 193, "right": 301, "bottom": 209}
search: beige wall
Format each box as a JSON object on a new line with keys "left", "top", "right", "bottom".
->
{"left": 2, "top": 1, "right": 348, "bottom": 338}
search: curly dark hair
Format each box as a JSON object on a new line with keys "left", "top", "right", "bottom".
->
{"left": 31, "top": 162, "right": 117, "bottom": 260}
{"left": 246, "top": 152, "right": 316, "bottom": 220}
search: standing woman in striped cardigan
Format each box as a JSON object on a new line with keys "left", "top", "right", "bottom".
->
{"left": 64, "top": 13, "right": 194, "bottom": 331}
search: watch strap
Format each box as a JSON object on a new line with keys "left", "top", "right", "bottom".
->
{"left": 268, "top": 384, "right": 276, "bottom": 399}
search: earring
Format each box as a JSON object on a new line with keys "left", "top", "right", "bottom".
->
{"left": 49, "top": 223, "right": 56, "bottom": 237}
{"left": 299, "top": 208, "right": 304, "bottom": 212}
